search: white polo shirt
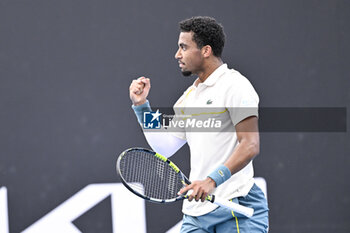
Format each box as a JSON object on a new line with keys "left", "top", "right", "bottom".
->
{"left": 172, "top": 63, "right": 259, "bottom": 216}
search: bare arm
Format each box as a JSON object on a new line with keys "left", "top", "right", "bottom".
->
{"left": 224, "top": 116, "right": 259, "bottom": 174}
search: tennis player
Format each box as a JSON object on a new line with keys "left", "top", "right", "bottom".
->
{"left": 129, "top": 16, "right": 268, "bottom": 233}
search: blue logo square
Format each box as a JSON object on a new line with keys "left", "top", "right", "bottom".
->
{"left": 143, "top": 110, "right": 162, "bottom": 129}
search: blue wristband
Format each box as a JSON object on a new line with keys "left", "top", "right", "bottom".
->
{"left": 207, "top": 165, "right": 231, "bottom": 187}
{"left": 131, "top": 100, "right": 152, "bottom": 124}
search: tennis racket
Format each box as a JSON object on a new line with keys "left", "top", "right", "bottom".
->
{"left": 116, "top": 147, "right": 254, "bottom": 217}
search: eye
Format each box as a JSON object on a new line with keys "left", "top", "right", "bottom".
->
{"left": 179, "top": 44, "right": 187, "bottom": 51}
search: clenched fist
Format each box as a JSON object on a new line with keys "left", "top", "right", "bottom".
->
{"left": 129, "top": 77, "right": 151, "bottom": 106}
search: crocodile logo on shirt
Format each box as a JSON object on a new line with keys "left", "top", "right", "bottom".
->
{"left": 206, "top": 99, "right": 213, "bottom": 105}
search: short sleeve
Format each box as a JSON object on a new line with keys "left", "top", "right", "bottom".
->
{"left": 225, "top": 76, "right": 259, "bottom": 126}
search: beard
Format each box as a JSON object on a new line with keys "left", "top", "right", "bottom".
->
{"left": 181, "top": 70, "right": 192, "bottom": 77}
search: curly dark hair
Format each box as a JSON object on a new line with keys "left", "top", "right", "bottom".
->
{"left": 179, "top": 16, "right": 225, "bottom": 57}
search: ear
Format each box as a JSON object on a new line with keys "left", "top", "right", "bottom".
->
{"left": 201, "top": 45, "right": 212, "bottom": 58}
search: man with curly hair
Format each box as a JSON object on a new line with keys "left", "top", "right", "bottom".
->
{"left": 129, "top": 16, "right": 269, "bottom": 233}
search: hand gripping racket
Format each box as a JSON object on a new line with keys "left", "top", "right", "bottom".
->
{"left": 116, "top": 148, "right": 254, "bottom": 217}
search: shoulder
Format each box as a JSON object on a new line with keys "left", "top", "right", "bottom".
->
{"left": 218, "top": 68, "right": 255, "bottom": 91}
{"left": 219, "top": 68, "right": 259, "bottom": 107}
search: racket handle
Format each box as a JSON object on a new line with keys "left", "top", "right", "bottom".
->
{"left": 211, "top": 195, "right": 254, "bottom": 218}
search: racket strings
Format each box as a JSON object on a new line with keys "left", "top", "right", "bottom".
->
{"left": 119, "top": 150, "right": 184, "bottom": 200}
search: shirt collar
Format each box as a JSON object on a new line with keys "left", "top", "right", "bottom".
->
{"left": 193, "top": 63, "right": 228, "bottom": 87}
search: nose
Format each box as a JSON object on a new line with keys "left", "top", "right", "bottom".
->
{"left": 175, "top": 48, "right": 181, "bottom": 60}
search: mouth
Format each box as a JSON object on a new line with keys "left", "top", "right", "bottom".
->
{"left": 178, "top": 61, "right": 185, "bottom": 68}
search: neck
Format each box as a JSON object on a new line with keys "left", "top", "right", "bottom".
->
{"left": 197, "top": 58, "right": 223, "bottom": 84}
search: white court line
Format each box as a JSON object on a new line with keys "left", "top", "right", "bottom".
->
{"left": 0, "top": 187, "right": 9, "bottom": 233}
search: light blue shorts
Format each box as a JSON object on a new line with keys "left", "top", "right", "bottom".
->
{"left": 180, "top": 183, "right": 269, "bottom": 233}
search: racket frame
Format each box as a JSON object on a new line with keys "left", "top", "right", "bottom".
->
{"left": 117, "top": 147, "right": 254, "bottom": 217}
{"left": 117, "top": 147, "right": 189, "bottom": 204}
